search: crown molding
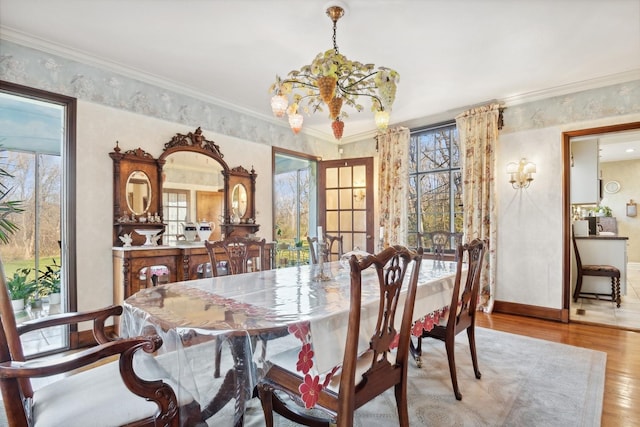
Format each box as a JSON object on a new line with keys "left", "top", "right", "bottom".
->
{"left": 500, "top": 69, "right": 640, "bottom": 107}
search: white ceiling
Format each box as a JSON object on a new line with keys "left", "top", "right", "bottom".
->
{"left": 1, "top": 0, "right": 640, "bottom": 153}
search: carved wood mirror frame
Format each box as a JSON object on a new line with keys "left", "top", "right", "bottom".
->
{"left": 110, "top": 145, "right": 163, "bottom": 246}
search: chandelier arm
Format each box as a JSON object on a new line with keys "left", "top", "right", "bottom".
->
{"left": 281, "top": 79, "right": 319, "bottom": 91}
{"left": 337, "top": 71, "right": 380, "bottom": 90}
{"left": 336, "top": 88, "right": 386, "bottom": 110}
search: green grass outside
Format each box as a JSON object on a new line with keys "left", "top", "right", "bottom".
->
{"left": 3, "top": 257, "right": 61, "bottom": 280}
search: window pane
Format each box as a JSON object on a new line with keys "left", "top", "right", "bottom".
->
{"left": 408, "top": 123, "right": 461, "bottom": 241}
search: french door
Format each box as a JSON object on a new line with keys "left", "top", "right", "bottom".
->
{"left": 319, "top": 157, "right": 374, "bottom": 254}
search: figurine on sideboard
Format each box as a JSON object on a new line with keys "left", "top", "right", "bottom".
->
{"left": 119, "top": 233, "right": 133, "bottom": 247}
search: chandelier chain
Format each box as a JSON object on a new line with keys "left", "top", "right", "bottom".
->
{"left": 332, "top": 19, "right": 339, "bottom": 54}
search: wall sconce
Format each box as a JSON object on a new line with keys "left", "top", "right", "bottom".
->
{"left": 506, "top": 158, "right": 536, "bottom": 189}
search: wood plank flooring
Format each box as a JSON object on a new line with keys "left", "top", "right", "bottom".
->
{"left": 477, "top": 312, "right": 640, "bottom": 426}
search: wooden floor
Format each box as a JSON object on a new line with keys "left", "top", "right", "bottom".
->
{"left": 477, "top": 312, "right": 640, "bottom": 426}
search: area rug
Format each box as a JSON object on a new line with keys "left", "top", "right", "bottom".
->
{"left": 0, "top": 327, "right": 605, "bottom": 427}
{"left": 208, "top": 327, "right": 606, "bottom": 427}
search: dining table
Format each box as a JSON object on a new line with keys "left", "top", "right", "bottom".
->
{"left": 121, "top": 257, "right": 460, "bottom": 426}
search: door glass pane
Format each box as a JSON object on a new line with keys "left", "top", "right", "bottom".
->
{"left": 338, "top": 188, "right": 352, "bottom": 210}
{"left": 353, "top": 165, "right": 366, "bottom": 187}
{"left": 326, "top": 189, "right": 339, "bottom": 210}
{"left": 353, "top": 233, "right": 367, "bottom": 250}
{"left": 326, "top": 211, "right": 339, "bottom": 230}
{"left": 325, "top": 167, "right": 338, "bottom": 188}
{"left": 353, "top": 211, "right": 367, "bottom": 232}
{"left": 339, "top": 211, "right": 353, "bottom": 231}
{"left": 339, "top": 166, "right": 352, "bottom": 187}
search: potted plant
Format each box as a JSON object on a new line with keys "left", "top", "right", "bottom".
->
{"left": 6, "top": 268, "right": 36, "bottom": 311}
{"left": 38, "top": 259, "right": 61, "bottom": 304}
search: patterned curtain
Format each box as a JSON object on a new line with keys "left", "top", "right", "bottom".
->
{"left": 378, "top": 127, "right": 410, "bottom": 247}
{"left": 455, "top": 104, "right": 500, "bottom": 313}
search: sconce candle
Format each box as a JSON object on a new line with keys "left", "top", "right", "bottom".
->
{"left": 317, "top": 226, "right": 323, "bottom": 240}
{"left": 507, "top": 158, "right": 536, "bottom": 189}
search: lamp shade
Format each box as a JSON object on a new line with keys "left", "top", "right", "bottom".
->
{"left": 271, "top": 94, "right": 288, "bottom": 118}
{"left": 523, "top": 162, "right": 536, "bottom": 174}
{"left": 506, "top": 162, "right": 519, "bottom": 174}
{"left": 375, "top": 110, "right": 390, "bottom": 130}
{"left": 288, "top": 113, "right": 304, "bottom": 134}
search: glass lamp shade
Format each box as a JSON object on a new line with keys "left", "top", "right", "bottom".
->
{"left": 271, "top": 95, "right": 289, "bottom": 118}
{"left": 375, "top": 110, "right": 390, "bottom": 130}
{"left": 506, "top": 162, "right": 519, "bottom": 174}
{"left": 288, "top": 113, "right": 304, "bottom": 134}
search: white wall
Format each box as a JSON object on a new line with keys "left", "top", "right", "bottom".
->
{"left": 497, "top": 127, "right": 565, "bottom": 307}
{"left": 495, "top": 113, "right": 640, "bottom": 309}
{"left": 601, "top": 159, "right": 640, "bottom": 262}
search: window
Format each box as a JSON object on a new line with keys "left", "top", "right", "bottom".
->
{"left": 0, "top": 81, "right": 76, "bottom": 357}
{"left": 408, "top": 122, "right": 462, "bottom": 247}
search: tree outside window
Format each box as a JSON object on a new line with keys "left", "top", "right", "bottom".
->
{"left": 408, "top": 123, "right": 462, "bottom": 247}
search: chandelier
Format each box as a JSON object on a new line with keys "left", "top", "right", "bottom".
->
{"left": 269, "top": 3, "right": 399, "bottom": 140}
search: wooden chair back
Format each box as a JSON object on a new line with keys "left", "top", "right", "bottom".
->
{"left": 447, "top": 238, "right": 486, "bottom": 335}
{"left": 307, "top": 233, "right": 344, "bottom": 264}
{"left": 258, "top": 245, "right": 423, "bottom": 427}
{"left": 419, "top": 231, "right": 463, "bottom": 262}
{"left": 205, "top": 236, "right": 267, "bottom": 276}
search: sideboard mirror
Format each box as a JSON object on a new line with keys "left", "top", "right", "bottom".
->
{"left": 126, "top": 170, "right": 152, "bottom": 215}
{"left": 231, "top": 183, "right": 248, "bottom": 218}
{"left": 111, "top": 127, "right": 260, "bottom": 247}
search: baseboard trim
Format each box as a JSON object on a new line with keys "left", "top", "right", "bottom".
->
{"left": 493, "top": 300, "right": 568, "bottom": 323}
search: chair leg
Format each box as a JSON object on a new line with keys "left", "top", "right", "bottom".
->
{"left": 256, "top": 384, "right": 275, "bottom": 427}
{"left": 573, "top": 274, "right": 583, "bottom": 302}
{"left": 445, "top": 337, "right": 462, "bottom": 400}
{"left": 409, "top": 336, "right": 423, "bottom": 368}
{"left": 466, "top": 326, "right": 481, "bottom": 380}
{"left": 214, "top": 336, "right": 222, "bottom": 378}
{"left": 394, "top": 380, "right": 410, "bottom": 427}
{"left": 614, "top": 277, "right": 621, "bottom": 308}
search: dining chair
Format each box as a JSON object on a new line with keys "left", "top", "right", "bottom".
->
{"left": 572, "top": 232, "right": 621, "bottom": 307}
{"left": 419, "top": 231, "right": 464, "bottom": 263}
{"left": 409, "top": 238, "right": 485, "bottom": 400}
{"left": 204, "top": 236, "right": 267, "bottom": 277}
{"left": 307, "top": 233, "right": 344, "bottom": 264}
{"left": 257, "top": 245, "right": 424, "bottom": 427}
{"left": 0, "top": 258, "right": 205, "bottom": 427}
{"left": 205, "top": 236, "right": 269, "bottom": 378}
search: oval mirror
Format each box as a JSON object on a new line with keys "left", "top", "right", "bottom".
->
{"left": 232, "top": 183, "right": 248, "bottom": 217}
{"left": 126, "top": 170, "right": 151, "bottom": 215}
